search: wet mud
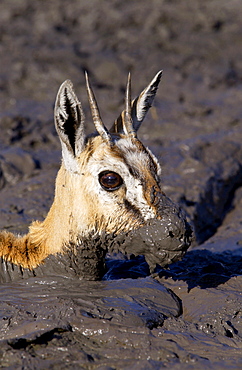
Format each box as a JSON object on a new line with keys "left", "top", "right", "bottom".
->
{"left": 0, "top": 209, "right": 192, "bottom": 283}
{"left": 0, "top": 0, "right": 242, "bottom": 368}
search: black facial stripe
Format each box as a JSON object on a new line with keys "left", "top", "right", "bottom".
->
{"left": 146, "top": 153, "right": 158, "bottom": 177}
{"left": 128, "top": 165, "right": 141, "bottom": 180}
{"left": 124, "top": 199, "right": 144, "bottom": 219}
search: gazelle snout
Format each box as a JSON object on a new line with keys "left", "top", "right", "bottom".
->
{"left": 115, "top": 193, "right": 192, "bottom": 272}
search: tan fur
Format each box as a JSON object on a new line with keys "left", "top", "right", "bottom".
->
{"left": 0, "top": 72, "right": 163, "bottom": 269}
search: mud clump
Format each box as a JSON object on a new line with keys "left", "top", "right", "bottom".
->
{"left": 108, "top": 196, "right": 192, "bottom": 273}
{"left": 128, "top": 198, "right": 192, "bottom": 271}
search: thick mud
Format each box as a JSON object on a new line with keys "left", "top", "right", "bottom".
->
{"left": 0, "top": 0, "right": 242, "bottom": 369}
{"left": 0, "top": 210, "right": 192, "bottom": 283}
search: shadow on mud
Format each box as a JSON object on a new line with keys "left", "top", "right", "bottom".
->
{"left": 105, "top": 248, "right": 242, "bottom": 291}
{"left": 157, "top": 248, "right": 242, "bottom": 291}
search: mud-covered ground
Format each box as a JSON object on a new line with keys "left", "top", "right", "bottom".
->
{"left": 0, "top": 0, "right": 242, "bottom": 369}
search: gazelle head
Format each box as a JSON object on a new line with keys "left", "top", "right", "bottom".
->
{"left": 53, "top": 71, "right": 165, "bottom": 237}
{"left": 49, "top": 70, "right": 191, "bottom": 270}
{"left": 0, "top": 71, "right": 191, "bottom": 277}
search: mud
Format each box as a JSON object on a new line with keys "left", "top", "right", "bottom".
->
{"left": 0, "top": 208, "right": 192, "bottom": 283}
{"left": 0, "top": 0, "right": 242, "bottom": 368}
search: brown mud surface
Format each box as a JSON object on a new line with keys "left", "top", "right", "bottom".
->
{"left": 0, "top": 0, "right": 242, "bottom": 368}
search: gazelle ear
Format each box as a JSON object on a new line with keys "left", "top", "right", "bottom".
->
{"left": 54, "top": 80, "right": 85, "bottom": 172}
{"left": 111, "top": 71, "right": 162, "bottom": 135}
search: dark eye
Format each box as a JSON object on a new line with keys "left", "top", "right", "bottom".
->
{"left": 99, "top": 171, "right": 123, "bottom": 191}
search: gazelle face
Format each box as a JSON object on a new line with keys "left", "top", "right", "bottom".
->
{"left": 74, "top": 134, "right": 163, "bottom": 233}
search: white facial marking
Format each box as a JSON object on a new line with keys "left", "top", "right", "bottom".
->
{"left": 82, "top": 137, "right": 157, "bottom": 220}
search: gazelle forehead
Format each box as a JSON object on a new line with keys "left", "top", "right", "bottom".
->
{"left": 85, "top": 135, "right": 158, "bottom": 180}
{"left": 116, "top": 137, "right": 156, "bottom": 174}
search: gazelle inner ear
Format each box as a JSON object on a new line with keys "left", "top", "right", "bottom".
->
{"left": 54, "top": 80, "right": 85, "bottom": 172}
{"left": 110, "top": 71, "right": 162, "bottom": 135}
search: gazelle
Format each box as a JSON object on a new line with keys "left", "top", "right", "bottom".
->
{"left": 0, "top": 71, "right": 191, "bottom": 279}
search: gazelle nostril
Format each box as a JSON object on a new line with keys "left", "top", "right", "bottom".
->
{"left": 168, "top": 231, "right": 174, "bottom": 238}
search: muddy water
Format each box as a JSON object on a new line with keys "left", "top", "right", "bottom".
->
{"left": 0, "top": 261, "right": 241, "bottom": 369}
{"left": 0, "top": 0, "right": 242, "bottom": 368}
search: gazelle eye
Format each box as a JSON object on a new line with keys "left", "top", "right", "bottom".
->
{"left": 99, "top": 171, "right": 123, "bottom": 191}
